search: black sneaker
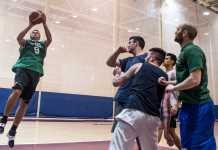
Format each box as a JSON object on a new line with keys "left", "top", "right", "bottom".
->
{"left": 7, "top": 130, "right": 16, "bottom": 148}
{"left": 0, "top": 123, "right": 6, "bottom": 134}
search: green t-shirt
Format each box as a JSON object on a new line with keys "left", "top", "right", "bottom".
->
{"left": 12, "top": 39, "right": 46, "bottom": 76}
{"left": 176, "top": 42, "right": 211, "bottom": 104}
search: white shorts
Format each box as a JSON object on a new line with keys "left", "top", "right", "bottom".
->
{"left": 109, "top": 109, "right": 160, "bottom": 150}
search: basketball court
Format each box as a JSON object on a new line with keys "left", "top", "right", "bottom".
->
{"left": 0, "top": 0, "right": 218, "bottom": 150}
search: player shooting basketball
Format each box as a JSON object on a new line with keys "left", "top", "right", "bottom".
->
{"left": 0, "top": 10, "right": 52, "bottom": 148}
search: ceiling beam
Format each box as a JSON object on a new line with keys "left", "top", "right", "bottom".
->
{"left": 193, "top": 0, "right": 218, "bottom": 14}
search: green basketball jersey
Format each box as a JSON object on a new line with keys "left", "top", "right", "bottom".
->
{"left": 12, "top": 39, "right": 46, "bottom": 76}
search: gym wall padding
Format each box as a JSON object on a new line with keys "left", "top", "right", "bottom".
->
{"left": 0, "top": 88, "right": 113, "bottom": 119}
{"left": 214, "top": 105, "right": 218, "bottom": 120}
{"left": 1, "top": 88, "right": 217, "bottom": 119}
{"left": 39, "top": 91, "right": 113, "bottom": 118}
{"left": 0, "top": 88, "right": 38, "bottom": 117}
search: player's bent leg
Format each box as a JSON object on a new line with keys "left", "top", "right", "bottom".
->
{"left": 138, "top": 115, "right": 160, "bottom": 150}
{"left": 0, "top": 89, "right": 22, "bottom": 134}
{"left": 13, "top": 99, "right": 28, "bottom": 126}
{"left": 4, "top": 89, "right": 22, "bottom": 116}
{"left": 7, "top": 99, "right": 28, "bottom": 148}
{"left": 109, "top": 120, "right": 136, "bottom": 150}
{"left": 169, "top": 128, "right": 181, "bottom": 150}
{"left": 158, "top": 123, "right": 164, "bottom": 143}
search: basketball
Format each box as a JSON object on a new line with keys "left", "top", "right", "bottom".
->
{"left": 29, "top": 11, "right": 43, "bottom": 24}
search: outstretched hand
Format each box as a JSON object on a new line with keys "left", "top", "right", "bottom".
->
{"left": 41, "top": 12, "right": 46, "bottom": 24}
{"left": 113, "top": 67, "right": 122, "bottom": 76}
{"left": 158, "top": 77, "right": 168, "bottom": 86}
{"left": 171, "top": 105, "right": 178, "bottom": 116}
{"left": 28, "top": 21, "right": 35, "bottom": 27}
{"left": 37, "top": 10, "right": 46, "bottom": 24}
{"left": 117, "top": 47, "right": 128, "bottom": 53}
{"left": 165, "top": 84, "right": 175, "bottom": 92}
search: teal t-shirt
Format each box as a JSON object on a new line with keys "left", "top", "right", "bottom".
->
{"left": 176, "top": 42, "right": 211, "bottom": 104}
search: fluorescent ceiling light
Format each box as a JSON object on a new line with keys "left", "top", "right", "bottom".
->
{"left": 72, "top": 15, "right": 78, "bottom": 18}
{"left": 55, "top": 21, "right": 61, "bottom": 24}
{"left": 174, "top": 18, "right": 179, "bottom": 22}
{"left": 128, "top": 29, "right": 133, "bottom": 33}
{"left": 203, "top": 11, "right": 210, "bottom": 16}
{"left": 91, "top": 8, "right": 98, "bottom": 12}
{"left": 5, "top": 39, "right": 11, "bottom": 42}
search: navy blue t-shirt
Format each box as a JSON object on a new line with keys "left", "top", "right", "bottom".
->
{"left": 114, "top": 53, "right": 147, "bottom": 104}
{"left": 126, "top": 63, "right": 168, "bottom": 117}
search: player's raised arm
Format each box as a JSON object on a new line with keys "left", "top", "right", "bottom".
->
{"left": 112, "top": 63, "right": 142, "bottom": 87}
{"left": 17, "top": 23, "right": 34, "bottom": 47}
{"left": 41, "top": 12, "right": 52, "bottom": 48}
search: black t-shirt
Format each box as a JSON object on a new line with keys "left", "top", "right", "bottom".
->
{"left": 114, "top": 53, "right": 147, "bottom": 104}
{"left": 126, "top": 63, "right": 168, "bottom": 117}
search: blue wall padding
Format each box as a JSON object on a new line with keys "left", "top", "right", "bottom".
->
{"left": 1, "top": 88, "right": 218, "bottom": 119}
{"left": 0, "top": 88, "right": 38, "bottom": 116}
{"left": 214, "top": 105, "right": 218, "bottom": 119}
{"left": 40, "top": 91, "right": 113, "bottom": 118}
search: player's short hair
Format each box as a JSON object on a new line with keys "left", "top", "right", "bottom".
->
{"left": 166, "top": 53, "right": 177, "bottom": 66}
{"left": 129, "top": 36, "right": 145, "bottom": 49}
{"left": 149, "top": 47, "right": 166, "bottom": 66}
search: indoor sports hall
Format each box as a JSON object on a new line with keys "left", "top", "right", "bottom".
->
{"left": 0, "top": 0, "right": 217, "bottom": 150}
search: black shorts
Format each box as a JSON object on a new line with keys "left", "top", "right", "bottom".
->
{"left": 170, "top": 115, "right": 177, "bottom": 128}
{"left": 12, "top": 68, "right": 40, "bottom": 103}
{"left": 170, "top": 110, "right": 180, "bottom": 128}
